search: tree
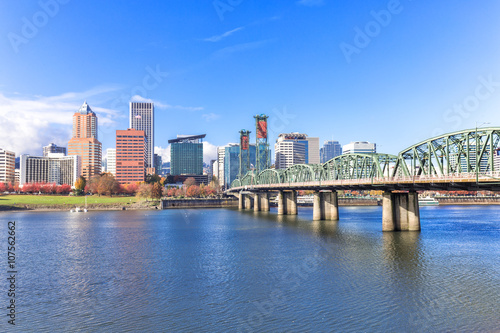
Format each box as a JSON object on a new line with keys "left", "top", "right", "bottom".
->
{"left": 22, "top": 183, "right": 33, "bottom": 193}
{"left": 186, "top": 185, "right": 201, "bottom": 197}
{"left": 152, "top": 183, "right": 163, "bottom": 200}
{"left": 136, "top": 183, "right": 153, "bottom": 200}
{"left": 40, "top": 182, "right": 49, "bottom": 194}
{"left": 87, "top": 175, "right": 100, "bottom": 195}
{"left": 57, "top": 184, "right": 71, "bottom": 194}
{"left": 205, "top": 187, "right": 216, "bottom": 197}
{"left": 145, "top": 173, "right": 161, "bottom": 184}
{"left": 174, "top": 188, "right": 184, "bottom": 197}
{"left": 125, "top": 183, "right": 139, "bottom": 195}
{"left": 183, "top": 177, "right": 197, "bottom": 188}
{"left": 0, "top": 183, "right": 6, "bottom": 193}
{"left": 85, "top": 173, "right": 120, "bottom": 196}
{"left": 97, "top": 173, "right": 120, "bottom": 196}
{"left": 209, "top": 177, "right": 221, "bottom": 194}
{"left": 41, "top": 182, "right": 57, "bottom": 194}
{"left": 74, "top": 176, "right": 86, "bottom": 195}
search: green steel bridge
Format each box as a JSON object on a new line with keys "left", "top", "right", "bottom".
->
{"left": 226, "top": 128, "right": 500, "bottom": 231}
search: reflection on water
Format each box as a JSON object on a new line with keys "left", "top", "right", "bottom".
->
{"left": 0, "top": 206, "right": 498, "bottom": 332}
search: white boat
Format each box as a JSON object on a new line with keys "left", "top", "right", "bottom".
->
{"left": 70, "top": 196, "right": 88, "bottom": 212}
{"left": 418, "top": 197, "right": 439, "bottom": 206}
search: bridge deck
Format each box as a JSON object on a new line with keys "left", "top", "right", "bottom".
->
{"left": 228, "top": 173, "right": 500, "bottom": 192}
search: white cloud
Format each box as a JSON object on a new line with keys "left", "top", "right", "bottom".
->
{"left": 131, "top": 95, "right": 204, "bottom": 111}
{"left": 154, "top": 145, "right": 171, "bottom": 163}
{"left": 212, "top": 40, "right": 273, "bottom": 59}
{"left": 0, "top": 88, "right": 120, "bottom": 156}
{"left": 155, "top": 141, "right": 218, "bottom": 165}
{"left": 297, "top": 0, "right": 325, "bottom": 6}
{"left": 203, "top": 142, "right": 218, "bottom": 163}
{"left": 204, "top": 27, "right": 244, "bottom": 42}
{"left": 130, "top": 95, "right": 154, "bottom": 103}
{"left": 202, "top": 113, "right": 220, "bottom": 122}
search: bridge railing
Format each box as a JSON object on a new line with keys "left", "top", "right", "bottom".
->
{"left": 228, "top": 171, "right": 500, "bottom": 190}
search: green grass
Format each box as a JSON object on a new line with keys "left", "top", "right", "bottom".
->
{"left": 0, "top": 195, "right": 138, "bottom": 207}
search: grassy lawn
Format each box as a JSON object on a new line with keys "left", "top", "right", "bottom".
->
{"left": 0, "top": 195, "right": 138, "bottom": 207}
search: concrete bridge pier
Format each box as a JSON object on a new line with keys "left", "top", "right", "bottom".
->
{"left": 278, "top": 190, "right": 297, "bottom": 215}
{"left": 313, "top": 190, "right": 339, "bottom": 221}
{"left": 253, "top": 193, "right": 261, "bottom": 212}
{"left": 238, "top": 192, "right": 244, "bottom": 210}
{"left": 277, "top": 190, "right": 286, "bottom": 215}
{"left": 244, "top": 195, "right": 253, "bottom": 210}
{"left": 260, "top": 192, "right": 270, "bottom": 212}
{"left": 382, "top": 191, "right": 420, "bottom": 231}
{"left": 286, "top": 190, "right": 298, "bottom": 215}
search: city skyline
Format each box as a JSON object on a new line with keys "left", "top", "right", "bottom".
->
{"left": 1, "top": 1, "right": 499, "bottom": 163}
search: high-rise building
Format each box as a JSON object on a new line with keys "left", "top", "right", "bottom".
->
{"left": 115, "top": 129, "right": 146, "bottom": 184}
{"left": 224, "top": 144, "right": 256, "bottom": 188}
{"left": 448, "top": 145, "right": 490, "bottom": 174}
{"left": 0, "top": 148, "right": 15, "bottom": 183}
{"left": 106, "top": 148, "right": 116, "bottom": 176}
{"left": 207, "top": 159, "right": 216, "bottom": 182}
{"left": 68, "top": 101, "right": 102, "bottom": 180}
{"left": 154, "top": 153, "right": 163, "bottom": 176}
{"left": 169, "top": 135, "right": 205, "bottom": 176}
{"left": 274, "top": 133, "right": 320, "bottom": 169}
{"left": 19, "top": 154, "right": 80, "bottom": 186}
{"left": 43, "top": 143, "right": 66, "bottom": 156}
{"left": 307, "top": 137, "right": 320, "bottom": 164}
{"left": 130, "top": 102, "right": 154, "bottom": 169}
{"left": 217, "top": 145, "right": 229, "bottom": 188}
{"left": 15, "top": 169, "right": 20, "bottom": 184}
{"left": 342, "top": 141, "right": 376, "bottom": 154}
{"left": 211, "top": 159, "right": 218, "bottom": 183}
{"left": 320, "top": 140, "right": 342, "bottom": 163}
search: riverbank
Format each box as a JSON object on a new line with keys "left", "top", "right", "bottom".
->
{"left": 2, "top": 195, "right": 500, "bottom": 212}
{"left": 0, "top": 194, "right": 154, "bottom": 212}
{"left": 436, "top": 196, "right": 500, "bottom": 205}
{"left": 162, "top": 198, "right": 238, "bottom": 209}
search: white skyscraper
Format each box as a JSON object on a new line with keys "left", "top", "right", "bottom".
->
{"left": 217, "top": 145, "right": 227, "bottom": 188}
{"left": 106, "top": 148, "right": 116, "bottom": 176}
{"left": 274, "top": 133, "right": 320, "bottom": 169}
{"left": 306, "top": 137, "right": 320, "bottom": 164}
{"left": 130, "top": 102, "right": 154, "bottom": 169}
{"left": 0, "top": 148, "right": 15, "bottom": 183}
{"left": 320, "top": 141, "right": 342, "bottom": 163}
{"left": 342, "top": 141, "right": 376, "bottom": 154}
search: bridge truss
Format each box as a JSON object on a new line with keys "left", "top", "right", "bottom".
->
{"left": 229, "top": 128, "right": 500, "bottom": 191}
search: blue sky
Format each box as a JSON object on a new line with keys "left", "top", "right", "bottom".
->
{"left": 1, "top": 0, "right": 500, "bottom": 163}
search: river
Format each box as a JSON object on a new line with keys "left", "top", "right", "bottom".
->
{"left": 1, "top": 206, "right": 499, "bottom": 332}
